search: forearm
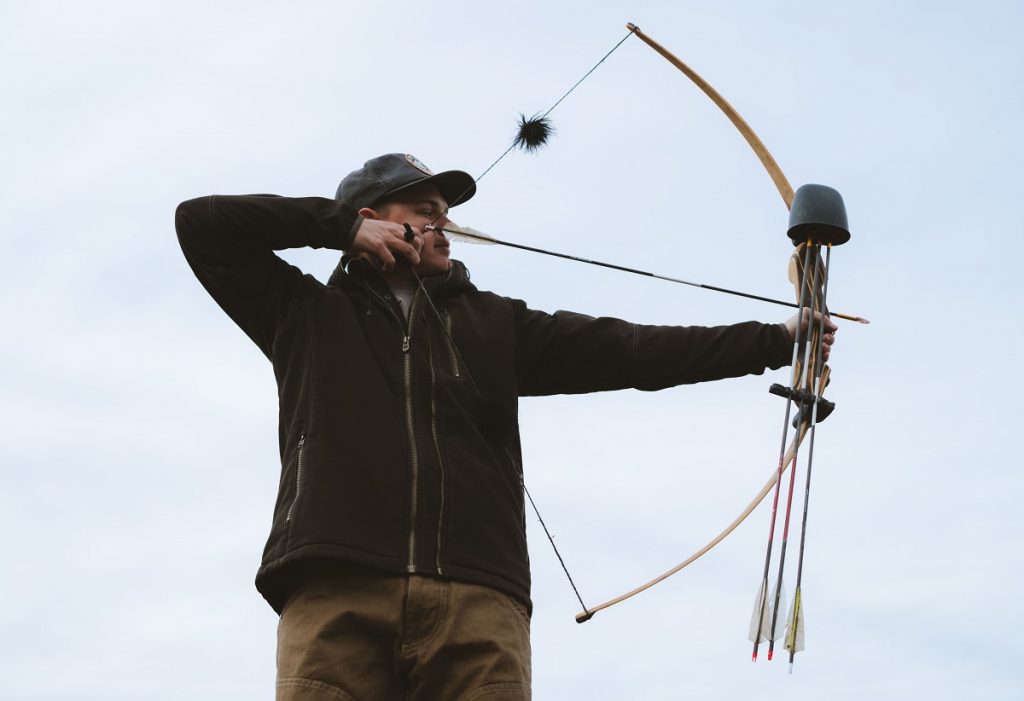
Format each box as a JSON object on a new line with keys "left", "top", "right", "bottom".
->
{"left": 174, "top": 194, "right": 358, "bottom": 357}
{"left": 175, "top": 194, "right": 361, "bottom": 267}
{"left": 630, "top": 320, "right": 791, "bottom": 390}
{"left": 515, "top": 303, "right": 791, "bottom": 395}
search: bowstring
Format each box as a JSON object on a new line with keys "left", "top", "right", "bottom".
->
{"left": 404, "top": 258, "right": 590, "bottom": 615}
{"left": 404, "top": 28, "right": 640, "bottom": 613}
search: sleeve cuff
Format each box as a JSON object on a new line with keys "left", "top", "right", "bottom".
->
{"left": 342, "top": 214, "right": 363, "bottom": 251}
{"left": 773, "top": 322, "right": 793, "bottom": 368}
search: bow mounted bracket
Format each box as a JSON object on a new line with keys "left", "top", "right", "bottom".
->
{"left": 768, "top": 383, "right": 835, "bottom": 427}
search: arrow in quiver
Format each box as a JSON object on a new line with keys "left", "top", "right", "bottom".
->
{"left": 750, "top": 184, "right": 850, "bottom": 669}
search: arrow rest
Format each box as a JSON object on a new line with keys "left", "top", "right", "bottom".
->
{"left": 768, "top": 383, "right": 835, "bottom": 427}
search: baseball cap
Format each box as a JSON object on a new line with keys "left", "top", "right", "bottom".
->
{"left": 334, "top": 153, "right": 476, "bottom": 210}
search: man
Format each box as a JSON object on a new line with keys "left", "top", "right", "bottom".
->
{"left": 176, "top": 153, "right": 835, "bottom": 700}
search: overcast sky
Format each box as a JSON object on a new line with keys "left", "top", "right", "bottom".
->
{"left": 3, "top": 1, "right": 1022, "bottom": 699}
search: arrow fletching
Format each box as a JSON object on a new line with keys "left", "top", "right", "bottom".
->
{"left": 784, "top": 588, "right": 805, "bottom": 657}
{"left": 439, "top": 223, "right": 498, "bottom": 245}
{"left": 749, "top": 580, "right": 771, "bottom": 645}
{"left": 749, "top": 580, "right": 787, "bottom": 643}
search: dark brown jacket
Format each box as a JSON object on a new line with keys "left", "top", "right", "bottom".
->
{"left": 175, "top": 194, "right": 791, "bottom": 613}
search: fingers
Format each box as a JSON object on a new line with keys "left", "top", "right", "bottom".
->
{"left": 801, "top": 309, "right": 838, "bottom": 334}
{"left": 816, "top": 317, "right": 837, "bottom": 363}
{"left": 372, "top": 239, "right": 397, "bottom": 271}
{"left": 395, "top": 227, "right": 423, "bottom": 268}
{"left": 352, "top": 220, "right": 421, "bottom": 271}
{"left": 387, "top": 238, "right": 422, "bottom": 272}
{"left": 785, "top": 308, "right": 838, "bottom": 362}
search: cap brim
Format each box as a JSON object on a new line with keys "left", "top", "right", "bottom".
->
{"left": 382, "top": 170, "right": 477, "bottom": 208}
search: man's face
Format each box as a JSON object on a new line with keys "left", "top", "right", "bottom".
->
{"left": 373, "top": 184, "right": 452, "bottom": 277}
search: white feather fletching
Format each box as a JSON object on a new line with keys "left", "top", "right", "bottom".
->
{"left": 748, "top": 580, "right": 787, "bottom": 643}
{"left": 441, "top": 222, "right": 498, "bottom": 245}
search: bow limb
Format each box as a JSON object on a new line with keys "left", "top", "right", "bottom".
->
{"left": 626, "top": 23, "right": 795, "bottom": 209}
{"left": 576, "top": 413, "right": 816, "bottom": 623}
{"left": 574, "top": 31, "right": 840, "bottom": 625}
{"left": 576, "top": 356, "right": 832, "bottom": 623}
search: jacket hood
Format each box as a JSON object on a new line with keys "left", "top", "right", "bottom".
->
{"left": 328, "top": 256, "right": 477, "bottom": 299}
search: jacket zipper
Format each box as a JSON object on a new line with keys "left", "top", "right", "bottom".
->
{"left": 427, "top": 332, "right": 448, "bottom": 575}
{"left": 402, "top": 290, "right": 421, "bottom": 573}
{"left": 363, "top": 283, "right": 423, "bottom": 573}
{"left": 286, "top": 433, "right": 307, "bottom": 522}
{"left": 365, "top": 283, "right": 437, "bottom": 574}
{"left": 442, "top": 309, "right": 460, "bottom": 378}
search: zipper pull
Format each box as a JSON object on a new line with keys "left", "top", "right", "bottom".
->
{"left": 402, "top": 335, "right": 411, "bottom": 352}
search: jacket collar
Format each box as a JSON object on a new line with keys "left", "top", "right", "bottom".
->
{"left": 328, "top": 256, "right": 477, "bottom": 300}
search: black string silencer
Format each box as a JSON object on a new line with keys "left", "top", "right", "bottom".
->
{"left": 513, "top": 114, "right": 554, "bottom": 152}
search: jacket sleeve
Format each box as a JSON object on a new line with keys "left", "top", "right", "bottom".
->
{"left": 511, "top": 301, "right": 792, "bottom": 396}
{"left": 175, "top": 194, "right": 361, "bottom": 357}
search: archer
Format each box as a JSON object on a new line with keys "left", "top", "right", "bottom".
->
{"left": 175, "top": 152, "right": 835, "bottom": 699}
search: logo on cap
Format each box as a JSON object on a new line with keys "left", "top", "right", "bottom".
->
{"left": 405, "top": 154, "right": 434, "bottom": 176}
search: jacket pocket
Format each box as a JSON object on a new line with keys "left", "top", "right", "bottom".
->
{"left": 285, "top": 431, "right": 307, "bottom": 523}
{"left": 503, "top": 446, "right": 527, "bottom": 531}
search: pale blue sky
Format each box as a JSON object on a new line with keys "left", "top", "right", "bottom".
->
{"left": 2, "top": 1, "right": 1022, "bottom": 699}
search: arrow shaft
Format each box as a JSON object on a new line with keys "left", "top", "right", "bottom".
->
{"left": 767, "top": 244, "right": 823, "bottom": 659}
{"left": 444, "top": 228, "right": 868, "bottom": 323}
{"left": 752, "top": 243, "right": 815, "bottom": 660}
{"left": 786, "top": 245, "right": 834, "bottom": 667}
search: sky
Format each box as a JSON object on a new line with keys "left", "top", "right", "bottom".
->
{"left": 2, "top": 1, "right": 1023, "bottom": 699}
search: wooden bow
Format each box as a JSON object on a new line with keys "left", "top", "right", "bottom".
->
{"left": 576, "top": 24, "right": 827, "bottom": 624}
{"left": 626, "top": 23, "right": 794, "bottom": 209}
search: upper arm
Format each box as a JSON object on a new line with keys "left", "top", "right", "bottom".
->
{"left": 175, "top": 196, "right": 323, "bottom": 357}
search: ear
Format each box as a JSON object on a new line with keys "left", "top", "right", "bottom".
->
{"left": 358, "top": 206, "right": 381, "bottom": 220}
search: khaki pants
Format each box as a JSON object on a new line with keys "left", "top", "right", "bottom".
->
{"left": 276, "top": 567, "right": 532, "bottom": 700}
